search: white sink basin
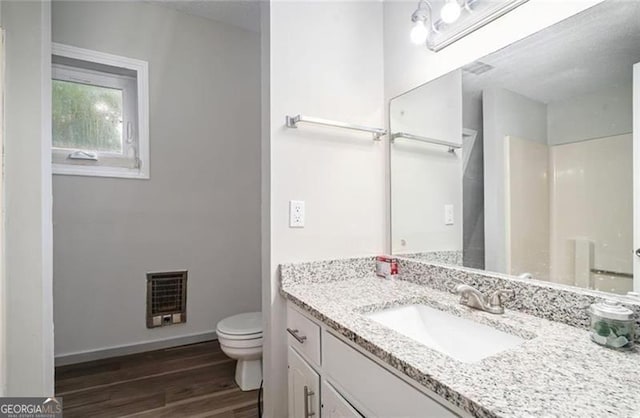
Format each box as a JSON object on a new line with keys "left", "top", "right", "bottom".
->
{"left": 365, "top": 304, "right": 525, "bottom": 363}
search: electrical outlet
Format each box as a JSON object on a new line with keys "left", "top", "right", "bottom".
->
{"left": 289, "top": 200, "right": 305, "bottom": 228}
{"left": 444, "top": 204, "right": 454, "bottom": 225}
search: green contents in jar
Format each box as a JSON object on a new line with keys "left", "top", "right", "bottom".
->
{"left": 591, "top": 318, "right": 634, "bottom": 349}
{"left": 593, "top": 320, "right": 610, "bottom": 337}
{"left": 589, "top": 300, "right": 635, "bottom": 350}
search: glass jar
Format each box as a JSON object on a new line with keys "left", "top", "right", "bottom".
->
{"left": 588, "top": 300, "right": 636, "bottom": 350}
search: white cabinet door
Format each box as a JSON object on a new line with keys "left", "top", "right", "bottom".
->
{"left": 321, "top": 380, "right": 363, "bottom": 418}
{"left": 288, "top": 346, "right": 320, "bottom": 418}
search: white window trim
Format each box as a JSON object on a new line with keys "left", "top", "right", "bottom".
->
{"left": 51, "top": 43, "right": 149, "bottom": 179}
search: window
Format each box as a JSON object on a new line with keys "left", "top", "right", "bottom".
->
{"left": 52, "top": 43, "right": 149, "bottom": 179}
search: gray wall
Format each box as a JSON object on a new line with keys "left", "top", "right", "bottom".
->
{"left": 462, "top": 91, "right": 485, "bottom": 270}
{"left": 52, "top": 1, "right": 261, "bottom": 357}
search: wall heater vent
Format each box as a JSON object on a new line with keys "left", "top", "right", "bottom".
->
{"left": 146, "top": 270, "right": 187, "bottom": 328}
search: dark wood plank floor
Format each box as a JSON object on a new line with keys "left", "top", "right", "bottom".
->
{"left": 55, "top": 340, "right": 260, "bottom": 418}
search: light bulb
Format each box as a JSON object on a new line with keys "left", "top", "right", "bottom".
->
{"left": 410, "top": 20, "right": 429, "bottom": 45}
{"left": 441, "top": 0, "right": 461, "bottom": 24}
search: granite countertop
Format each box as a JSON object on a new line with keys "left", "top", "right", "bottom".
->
{"left": 281, "top": 274, "right": 640, "bottom": 418}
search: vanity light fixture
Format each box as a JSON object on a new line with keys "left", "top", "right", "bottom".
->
{"left": 410, "top": 0, "right": 529, "bottom": 51}
{"left": 410, "top": 0, "right": 433, "bottom": 45}
{"left": 410, "top": 0, "right": 467, "bottom": 46}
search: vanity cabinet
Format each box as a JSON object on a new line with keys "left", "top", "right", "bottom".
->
{"left": 321, "top": 380, "right": 363, "bottom": 418}
{"left": 286, "top": 302, "right": 466, "bottom": 418}
{"left": 288, "top": 346, "right": 320, "bottom": 418}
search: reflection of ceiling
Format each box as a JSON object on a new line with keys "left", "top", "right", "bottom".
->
{"left": 153, "top": 1, "right": 261, "bottom": 33}
{"left": 462, "top": 0, "right": 640, "bottom": 104}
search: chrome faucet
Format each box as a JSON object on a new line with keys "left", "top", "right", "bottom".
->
{"left": 454, "top": 284, "right": 515, "bottom": 314}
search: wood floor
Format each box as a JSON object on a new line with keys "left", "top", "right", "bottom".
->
{"left": 55, "top": 340, "right": 260, "bottom": 418}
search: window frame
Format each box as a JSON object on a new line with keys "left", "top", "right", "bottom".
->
{"left": 52, "top": 66, "right": 137, "bottom": 168}
{"left": 51, "top": 43, "right": 149, "bottom": 179}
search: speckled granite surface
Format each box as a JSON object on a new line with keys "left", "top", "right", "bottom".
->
{"left": 280, "top": 259, "right": 640, "bottom": 418}
{"left": 399, "top": 250, "right": 463, "bottom": 266}
{"left": 280, "top": 256, "right": 376, "bottom": 287}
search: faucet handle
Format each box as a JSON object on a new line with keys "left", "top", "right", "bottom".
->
{"left": 489, "top": 289, "right": 515, "bottom": 308}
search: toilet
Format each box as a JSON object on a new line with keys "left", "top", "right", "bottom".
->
{"left": 216, "top": 312, "right": 263, "bottom": 391}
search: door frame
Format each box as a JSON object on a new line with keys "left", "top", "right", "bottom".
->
{"left": 0, "top": 28, "right": 5, "bottom": 396}
{"left": 633, "top": 62, "right": 640, "bottom": 292}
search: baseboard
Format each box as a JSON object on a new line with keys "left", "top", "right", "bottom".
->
{"left": 55, "top": 331, "right": 217, "bottom": 366}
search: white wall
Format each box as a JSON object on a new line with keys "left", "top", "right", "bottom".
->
{"left": 390, "top": 70, "right": 462, "bottom": 253}
{"left": 2, "top": 0, "right": 54, "bottom": 395}
{"left": 547, "top": 83, "right": 632, "bottom": 145}
{"left": 266, "top": 2, "right": 385, "bottom": 416}
{"left": 483, "top": 87, "right": 547, "bottom": 273}
{"left": 52, "top": 1, "right": 261, "bottom": 358}
{"left": 390, "top": 70, "right": 462, "bottom": 143}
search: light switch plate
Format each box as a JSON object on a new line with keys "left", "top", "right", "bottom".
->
{"left": 444, "top": 204, "right": 454, "bottom": 225}
{"left": 289, "top": 200, "right": 305, "bottom": 228}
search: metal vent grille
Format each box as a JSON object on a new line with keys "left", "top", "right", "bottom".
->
{"left": 462, "top": 61, "right": 495, "bottom": 75}
{"left": 146, "top": 270, "right": 187, "bottom": 328}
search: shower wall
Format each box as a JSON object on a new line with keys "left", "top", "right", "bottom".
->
{"left": 504, "top": 133, "right": 632, "bottom": 291}
{"left": 505, "top": 136, "right": 550, "bottom": 280}
{"left": 549, "top": 134, "right": 633, "bottom": 292}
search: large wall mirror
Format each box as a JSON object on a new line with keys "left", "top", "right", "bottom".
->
{"left": 390, "top": 0, "right": 640, "bottom": 295}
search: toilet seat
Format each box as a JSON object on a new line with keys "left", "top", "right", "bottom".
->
{"left": 217, "top": 329, "right": 263, "bottom": 341}
{"left": 216, "top": 312, "right": 262, "bottom": 336}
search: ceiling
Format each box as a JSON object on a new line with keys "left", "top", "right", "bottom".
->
{"left": 462, "top": 0, "right": 640, "bottom": 104}
{"left": 154, "top": 0, "right": 261, "bottom": 33}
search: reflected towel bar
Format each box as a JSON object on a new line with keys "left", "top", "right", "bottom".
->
{"left": 590, "top": 269, "right": 633, "bottom": 279}
{"left": 391, "top": 132, "right": 461, "bottom": 153}
{"left": 285, "top": 114, "right": 386, "bottom": 141}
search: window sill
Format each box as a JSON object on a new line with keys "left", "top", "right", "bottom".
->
{"left": 52, "top": 163, "right": 149, "bottom": 180}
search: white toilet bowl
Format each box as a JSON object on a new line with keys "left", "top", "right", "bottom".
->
{"left": 216, "top": 312, "right": 263, "bottom": 391}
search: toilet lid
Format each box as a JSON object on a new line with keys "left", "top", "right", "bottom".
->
{"left": 217, "top": 312, "right": 262, "bottom": 335}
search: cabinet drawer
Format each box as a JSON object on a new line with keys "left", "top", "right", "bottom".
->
{"left": 287, "top": 305, "right": 321, "bottom": 366}
{"left": 323, "top": 331, "right": 459, "bottom": 418}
